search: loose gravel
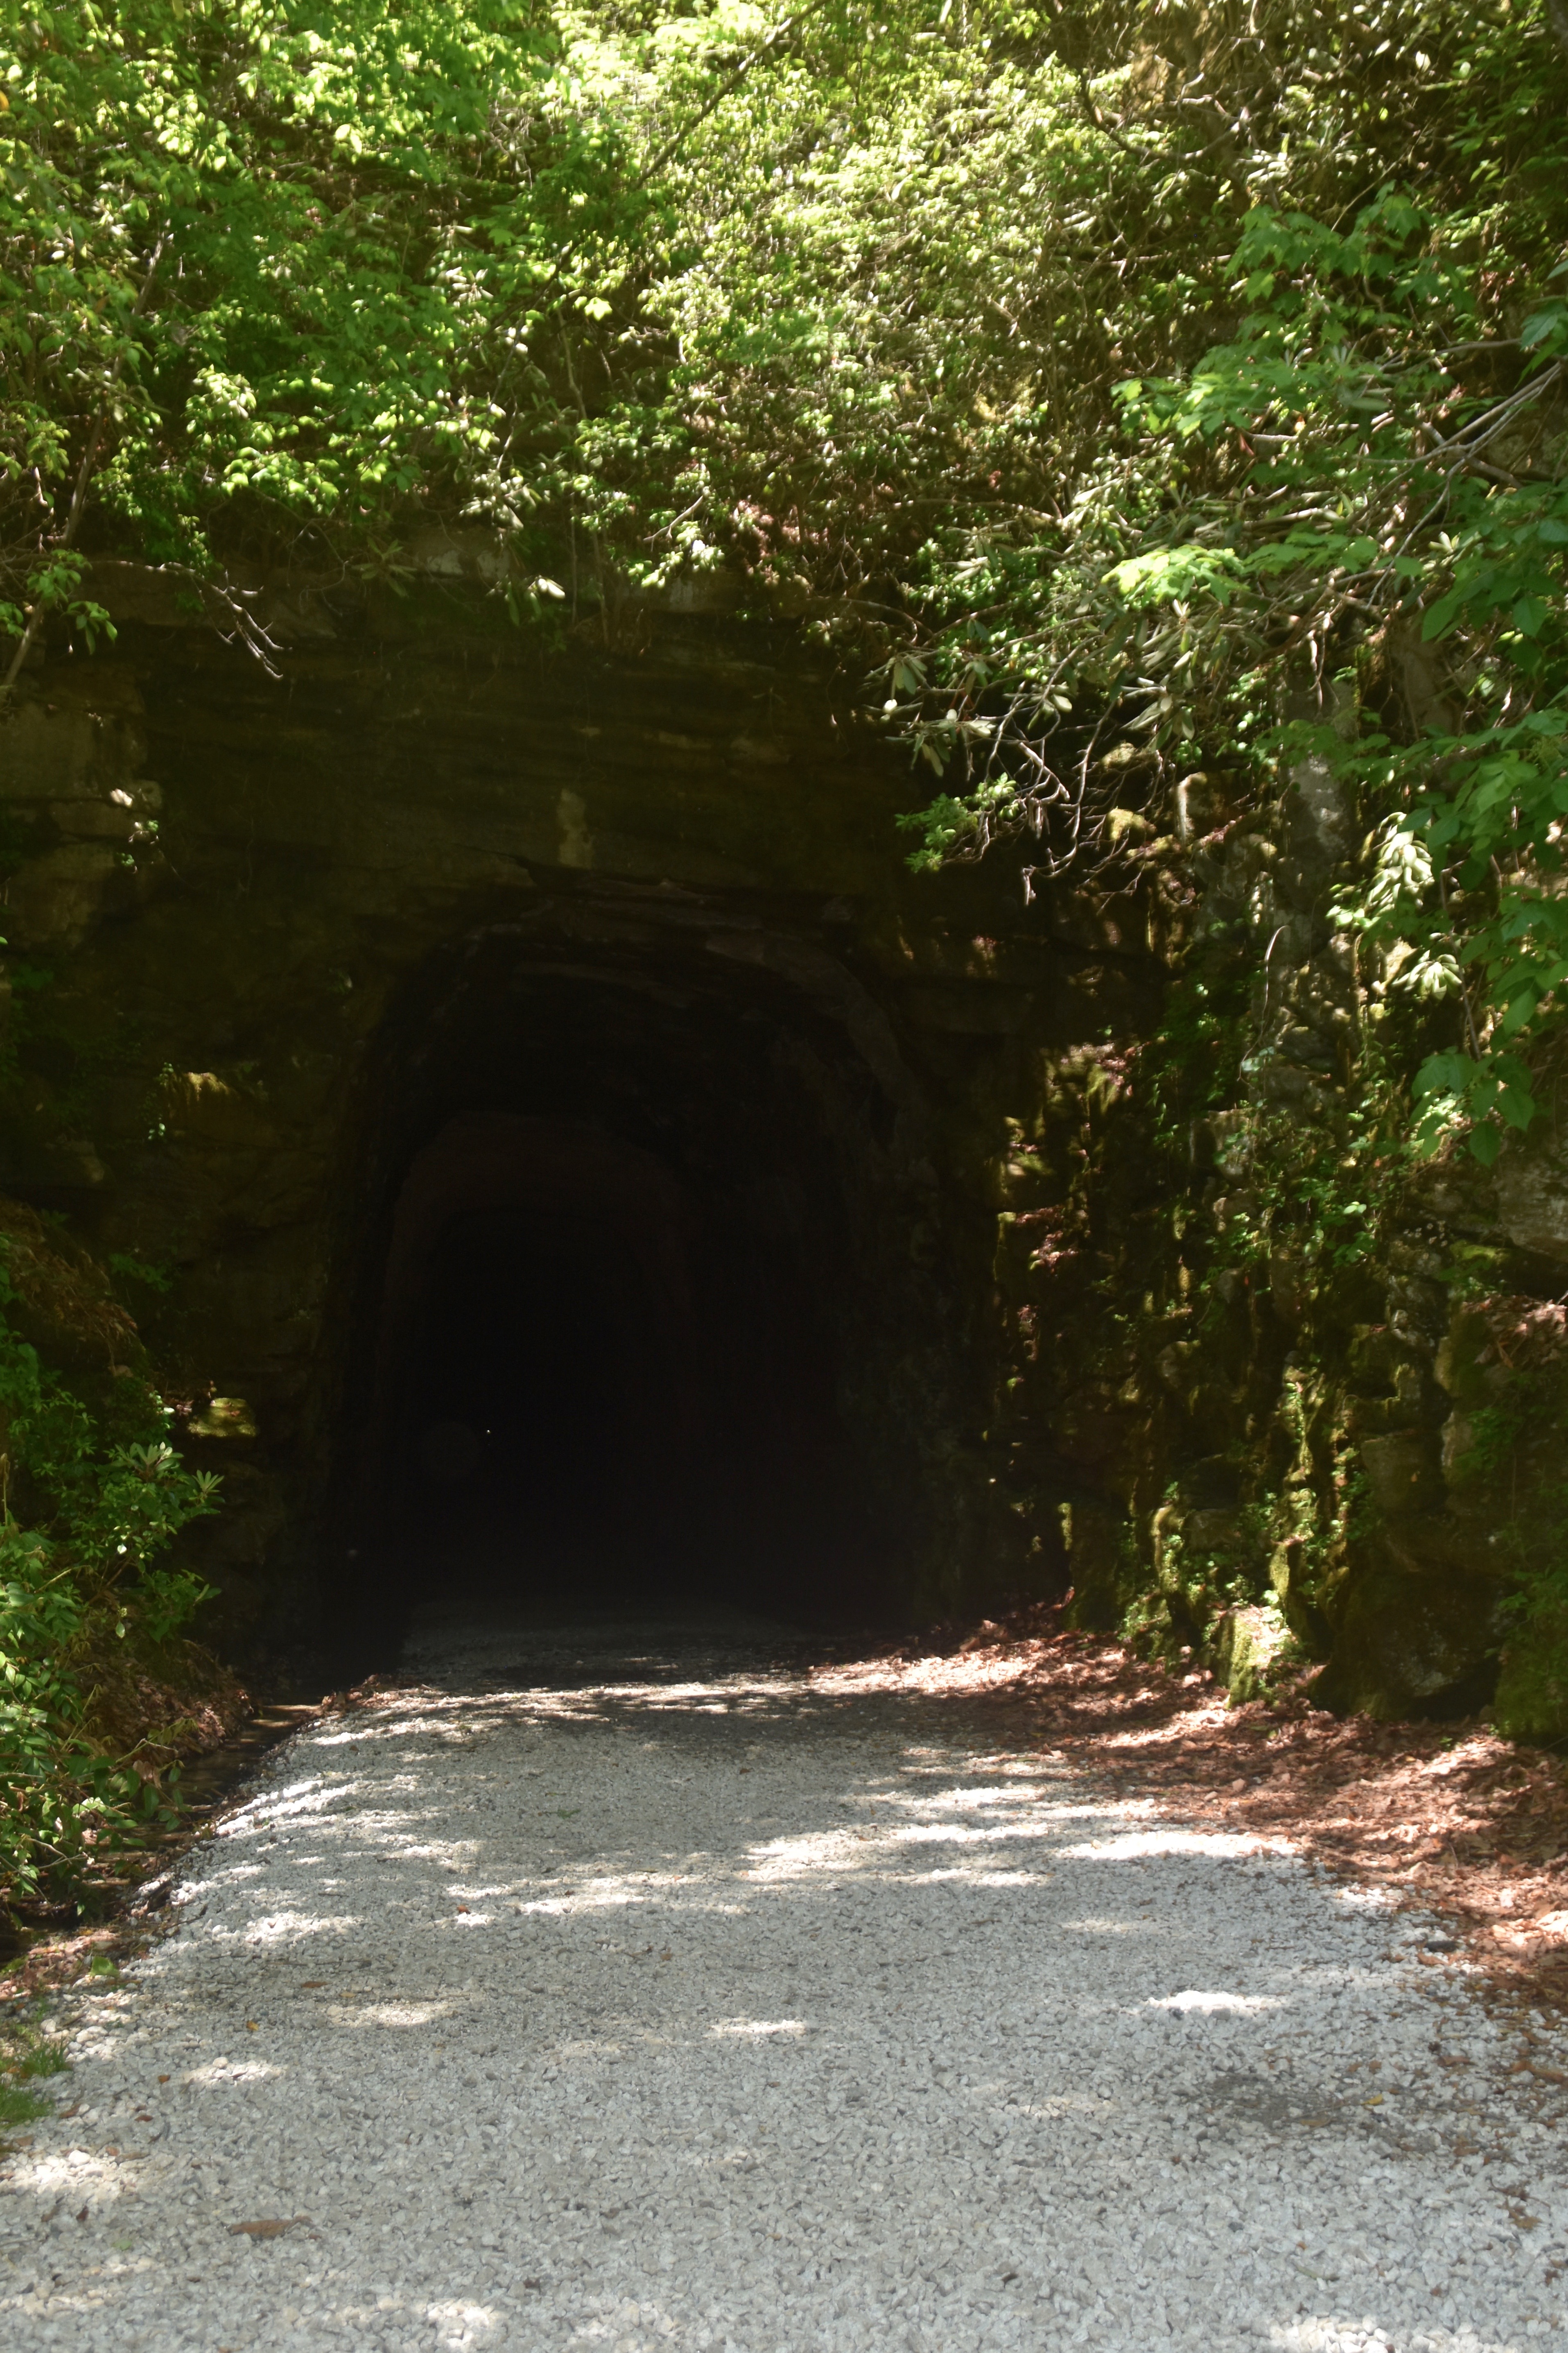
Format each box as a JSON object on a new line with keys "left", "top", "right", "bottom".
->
{"left": 4, "top": 1605, "right": 1567, "bottom": 2353}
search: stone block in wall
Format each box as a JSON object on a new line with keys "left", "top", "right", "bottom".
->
{"left": 1182, "top": 1506, "right": 1243, "bottom": 1555}
{"left": 0, "top": 681, "right": 147, "bottom": 794}
{"left": 0, "top": 702, "right": 98, "bottom": 801}
{"left": 1440, "top": 1412, "right": 1480, "bottom": 1487}
{"left": 1357, "top": 1429, "right": 1445, "bottom": 1516}
{"left": 1286, "top": 749, "right": 1353, "bottom": 873}
{"left": 1212, "top": 1604, "right": 1288, "bottom": 1703}
{"left": 1269, "top": 1537, "right": 1331, "bottom": 1650}
{"left": 157, "top": 1070, "right": 281, "bottom": 1152}
{"left": 47, "top": 797, "right": 137, "bottom": 842}
{"left": 0, "top": 1127, "right": 107, "bottom": 1191}
{"left": 1385, "top": 1272, "right": 1447, "bottom": 1349}
{"left": 5, "top": 842, "right": 123, "bottom": 950}
{"left": 1495, "top": 1145, "right": 1568, "bottom": 1264}
{"left": 1347, "top": 1394, "right": 1426, "bottom": 1439}
{"left": 1268, "top": 1245, "right": 1306, "bottom": 1329}
{"left": 1197, "top": 1109, "right": 1253, "bottom": 1178}
{"left": 1313, "top": 1527, "right": 1504, "bottom": 1718}
{"left": 1349, "top": 1322, "right": 1417, "bottom": 1391}
{"left": 1493, "top": 1609, "right": 1568, "bottom": 1741}
{"left": 1405, "top": 1154, "right": 1498, "bottom": 1234}
{"left": 1434, "top": 1305, "right": 1514, "bottom": 1406}
{"left": 900, "top": 980, "right": 1036, "bottom": 1035}
{"left": 1062, "top": 1498, "right": 1132, "bottom": 1632}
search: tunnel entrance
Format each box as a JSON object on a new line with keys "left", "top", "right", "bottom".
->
{"left": 366, "top": 1110, "right": 847, "bottom": 1617}
{"left": 329, "top": 892, "right": 977, "bottom": 1665}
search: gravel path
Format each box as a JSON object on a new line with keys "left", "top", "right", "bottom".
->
{"left": 4, "top": 1606, "right": 1568, "bottom": 2353}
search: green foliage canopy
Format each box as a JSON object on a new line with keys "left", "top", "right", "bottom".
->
{"left": 2, "top": 0, "right": 1568, "bottom": 1147}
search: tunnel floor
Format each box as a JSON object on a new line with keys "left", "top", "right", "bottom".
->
{"left": 7, "top": 1611, "right": 1562, "bottom": 2353}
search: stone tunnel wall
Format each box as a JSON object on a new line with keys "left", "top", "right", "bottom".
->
{"left": 0, "top": 577, "right": 1159, "bottom": 1665}
{"left": 4, "top": 568, "right": 1566, "bottom": 1727}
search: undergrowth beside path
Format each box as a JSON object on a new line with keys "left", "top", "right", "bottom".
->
{"left": 0, "top": 1197, "right": 246, "bottom": 1934}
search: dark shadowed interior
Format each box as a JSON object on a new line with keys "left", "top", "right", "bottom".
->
{"left": 365, "top": 1108, "right": 851, "bottom": 1616}
{"left": 326, "top": 908, "right": 970, "bottom": 1667}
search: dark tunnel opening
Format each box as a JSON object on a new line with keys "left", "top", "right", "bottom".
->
{"left": 326, "top": 903, "right": 973, "bottom": 1669}
{"left": 368, "top": 1111, "right": 857, "bottom": 1624}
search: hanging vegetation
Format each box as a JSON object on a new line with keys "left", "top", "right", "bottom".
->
{"left": 3, "top": 2, "right": 1565, "bottom": 1148}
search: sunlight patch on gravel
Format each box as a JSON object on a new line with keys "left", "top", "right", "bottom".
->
{"left": 183, "top": 2054, "right": 281, "bottom": 2084}
{"left": 329, "top": 2000, "right": 454, "bottom": 2028}
{"left": 1152, "top": 1989, "right": 1286, "bottom": 2014}
{"left": 1058, "top": 1827, "right": 1290, "bottom": 1860}
{"left": 220, "top": 1908, "right": 365, "bottom": 1946}
{"left": 708, "top": 2017, "right": 809, "bottom": 2039}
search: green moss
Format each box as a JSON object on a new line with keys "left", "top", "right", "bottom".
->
{"left": 0, "top": 2023, "right": 69, "bottom": 2126}
{"left": 1492, "top": 1608, "right": 1568, "bottom": 1742}
{"left": 0, "top": 2084, "right": 54, "bottom": 2126}
{"left": 1311, "top": 1547, "right": 1504, "bottom": 1720}
{"left": 1213, "top": 1603, "right": 1295, "bottom": 1703}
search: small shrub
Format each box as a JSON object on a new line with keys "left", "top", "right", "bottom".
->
{"left": 16, "top": 2037, "right": 69, "bottom": 2075}
{"left": 0, "top": 1213, "right": 222, "bottom": 1915}
{"left": 0, "top": 2023, "right": 70, "bottom": 2126}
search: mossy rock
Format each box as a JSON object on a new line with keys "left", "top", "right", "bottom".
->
{"left": 1311, "top": 1538, "right": 1502, "bottom": 1720}
{"left": 1356, "top": 1430, "right": 1444, "bottom": 1516}
{"left": 1492, "top": 1608, "right": 1568, "bottom": 1742}
{"left": 1213, "top": 1604, "right": 1288, "bottom": 1703}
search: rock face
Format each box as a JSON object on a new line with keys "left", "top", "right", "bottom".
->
{"left": 2, "top": 580, "right": 1561, "bottom": 1724}
{"left": 0, "top": 588, "right": 1155, "bottom": 1665}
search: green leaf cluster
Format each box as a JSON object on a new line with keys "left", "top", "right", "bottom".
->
{"left": 0, "top": 1236, "right": 219, "bottom": 1912}
{"left": 4, "top": 1, "right": 1567, "bottom": 1154}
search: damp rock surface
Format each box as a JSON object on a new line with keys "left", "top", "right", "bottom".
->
{"left": 4, "top": 1608, "right": 1567, "bottom": 2353}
